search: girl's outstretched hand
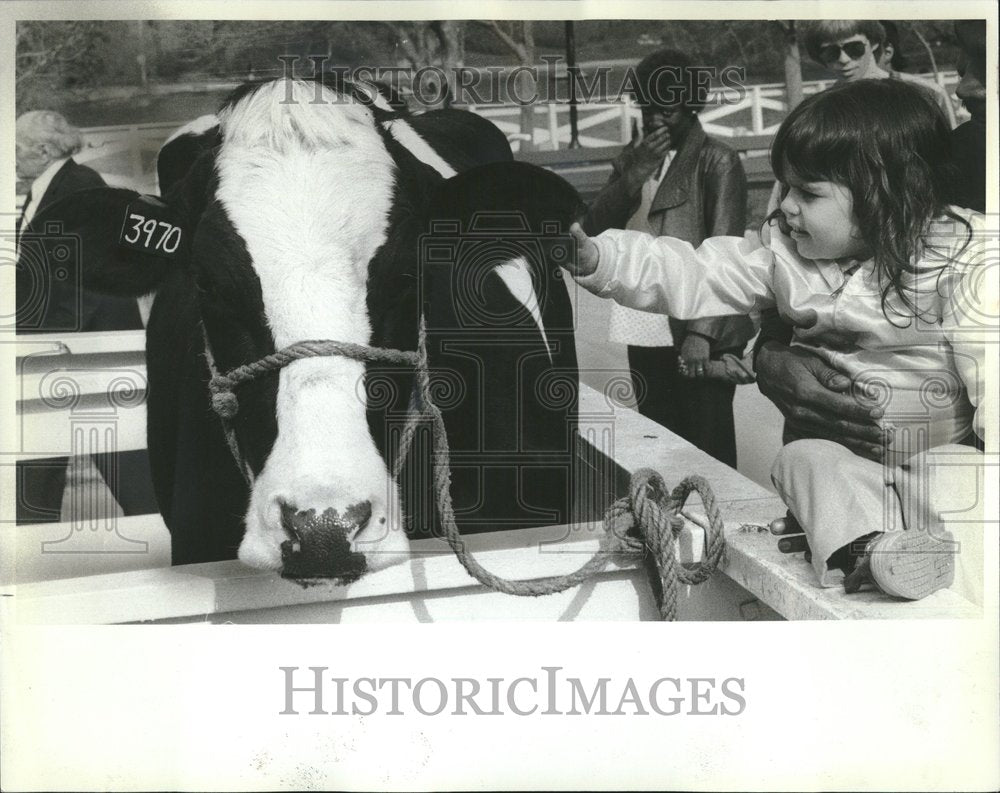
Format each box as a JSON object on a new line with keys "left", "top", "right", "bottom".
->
{"left": 569, "top": 223, "right": 600, "bottom": 277}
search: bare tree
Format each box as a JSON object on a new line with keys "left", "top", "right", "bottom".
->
{"left": 134, "top": 21, "right": 149, "bottom": 87}
{"left": 473, "top": 20, "right": 537, "bottom": 149}
{"left": 910, "top": 24, "right": 957, "bottom": 126}
{"left": 386, "top": 21, "right": 465, "bottom": 109}
{"left": 776, "top": 21, "right": 804, "bottom": 111}
{"left": 16, "top": 21, "right": 103, "bottom": 108}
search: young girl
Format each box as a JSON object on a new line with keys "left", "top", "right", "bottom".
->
{"left": 567, "top": 79, "right": 991, "bottom": 600}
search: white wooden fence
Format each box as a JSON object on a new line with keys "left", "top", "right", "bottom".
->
{"left": 35, "top": 70, "right": 963, "bottom": 198}
{"left": 476, "top": 70, "right": 964, "bottom": 149}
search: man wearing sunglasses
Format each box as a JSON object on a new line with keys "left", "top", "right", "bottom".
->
{"left": 803, "top": 20, "right": 889, "bottom": 82}
{"left": 802, "top": 20, "right": 954, "bottom": 122}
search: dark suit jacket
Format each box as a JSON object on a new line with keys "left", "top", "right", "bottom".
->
{"left": 948, "top": 117, "right": 986, "bottom": 214}
{"left": 17, "top": 158, "right": 144, "bottom": 333}
{"left": 583, "top": 118, "right": 755, "bottom": 352}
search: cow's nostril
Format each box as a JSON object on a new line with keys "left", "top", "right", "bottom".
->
{"left": 344, "top": 500, "right": 373, "bottom": 538}
{"left": 278, "top": 502, "right": 303, "bottom": 552}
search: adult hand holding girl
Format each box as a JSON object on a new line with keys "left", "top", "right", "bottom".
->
{"left": 756, "top": 341, "right": 890, "bottom": 462}
{"left": 564, "top": 78, "right": 985, "bottom": 599}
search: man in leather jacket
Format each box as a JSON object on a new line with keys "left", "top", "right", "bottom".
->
{"left": 583, "top": 49, "right": 753, "bottom": 467}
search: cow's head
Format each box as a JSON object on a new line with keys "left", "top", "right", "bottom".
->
{"left": 26, "top": 77, "right": 582, "bottom": 582}
{"left": 29, "top": 79, "right": 435, "bottom": 577}
{"left": 208, "top": 80, "right": 413, "bottom": 573}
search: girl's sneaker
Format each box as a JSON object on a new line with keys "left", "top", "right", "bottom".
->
{"left": 844, "top": 530, "right": 955, "bottom": 600}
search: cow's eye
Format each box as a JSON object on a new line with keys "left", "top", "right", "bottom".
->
{"left": 195, "top": 278, "right": 236, "bottom": 317}
{"left": 196, "top": 276, "right": 223, "bottom": 300}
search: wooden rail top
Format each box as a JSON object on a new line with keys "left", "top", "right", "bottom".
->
{"left": 4, "top": 383, "right": 980, "bottom": 624}
{"left": 15, "top": 329, "right": 147, "bottom": 357}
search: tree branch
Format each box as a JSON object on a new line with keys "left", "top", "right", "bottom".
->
{"left": 472, "top": 20, "right": 527, "bottom": 62}
{"left": 385, "top": 22, "right": 422, "bottom": 67}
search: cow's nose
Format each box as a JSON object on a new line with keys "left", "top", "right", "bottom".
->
{"left": 278, "top": 499, "right": 373, "bottom": 583}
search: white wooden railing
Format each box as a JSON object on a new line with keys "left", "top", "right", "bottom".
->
{"left": 7, "top": 333, "right": 982, "bottom": 622}
{"left": 15, "top": 70, "right": 962, "bottom": 199}
{"left": 475, "top": 70, "right": 964, "bottom": 149}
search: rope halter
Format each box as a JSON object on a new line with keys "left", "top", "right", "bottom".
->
{"left": 208, "top": 339, "right": 421, "bottom": 421}
{"left": 202, "top": 320, "right": 728, "bottom": 620}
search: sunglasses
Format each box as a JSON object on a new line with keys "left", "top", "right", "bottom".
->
{"left": 818, "top": 41, "right": 869, "bottom": 63}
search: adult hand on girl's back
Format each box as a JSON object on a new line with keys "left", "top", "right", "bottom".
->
{"left": 756, "top": 341, "right": 889, "bottom": 462}
{"left": 568, "top": 223, "right": 600, "bottom": 277}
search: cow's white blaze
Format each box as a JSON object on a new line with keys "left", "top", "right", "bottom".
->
{"left": 164, "top": 113, "right": 218, "bottom": 144}
{"left": 358, "top": 81, "right": 396, "bottom": 113}
{"left": 382, "top": 121, "right": 550, "bottom": 362}
{"left": 215, "top": 79, "right": 410, "bottom": 571}
{"left": 385, "top": 119, "right": 457, "bottom": 177}
{"left": 494, "top": 257, "right": 552, "bottom": 361}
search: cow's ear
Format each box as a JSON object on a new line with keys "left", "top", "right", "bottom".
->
{"left": 25, "top": 187, "right": 191, "bottom": 298}
{"left": 427, "top": 161, "right": 584, "bottom": 232}
{"left": 162, "top": 146, "right": 217, "bottom": 223}
{"left": 157, "top": 121, "right": 220, "bottom": 195}
{"left": 422, "top": 160, "right": 583, "bottom": 339}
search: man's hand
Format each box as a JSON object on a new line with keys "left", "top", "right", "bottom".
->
{"left": 756, "top": 341, "right": 889, "bottom": 462}
{"left": 679, "top": 333, "right": 711, "bottom": 379}
{"left": 621, "top": 126, "right": 673, "bottom": 191}
{"left": 569, "top": 223, "right": 600, "bottom": 278}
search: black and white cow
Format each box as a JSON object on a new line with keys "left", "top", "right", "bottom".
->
{"left": 28, "top": 77, "right": 583, "bottom": 579}
{"left": 155, "top": 87, "right": 512, "bottom": 194}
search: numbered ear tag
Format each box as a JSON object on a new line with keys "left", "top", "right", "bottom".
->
{"left": 118, "top": 195, "right": 185, "bottom": 259}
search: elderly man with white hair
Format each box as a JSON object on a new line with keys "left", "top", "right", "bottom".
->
{"left": 15, "top": 110, "right": 154, "bottom": 526}
{"left": 16, "top": 109, "right": 145, "bottom": 332}
{"left": 17, "top": 111, "right": 100, "bottom": 233}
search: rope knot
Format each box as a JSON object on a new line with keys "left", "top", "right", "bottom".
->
{"left": 631, "top": 467, "right": 668, "bottom": 506}
{"left": 616, "top": 469, "right": 728, "bottom": 620}
{"left": 209, "top": 378, "right": 239, "bottom": 419}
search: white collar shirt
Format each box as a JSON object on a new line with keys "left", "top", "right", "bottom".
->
{"left": 610, "top": 150, "right": 677, "bottom": 346}
{"left": 22, "top": 156, "right": 71, "bottom": 229}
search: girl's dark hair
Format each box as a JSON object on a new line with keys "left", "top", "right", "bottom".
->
{"left": 767, "top": 78, "right": 970, "bottom": 324}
